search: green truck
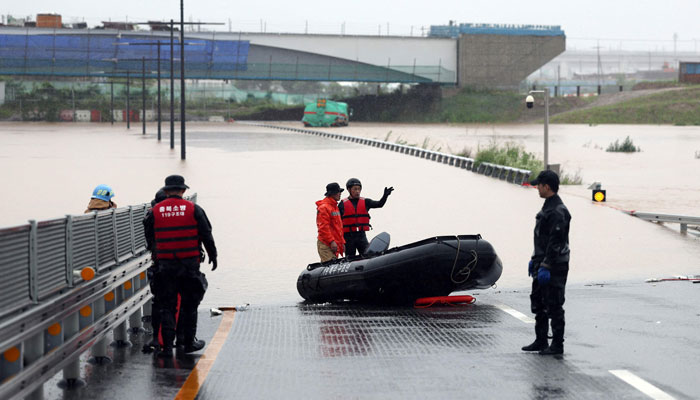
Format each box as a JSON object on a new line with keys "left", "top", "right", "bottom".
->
{"left": 302, "top": 99, "right": 350, "bottom": 127}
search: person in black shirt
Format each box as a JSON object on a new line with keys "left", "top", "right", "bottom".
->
{"left": 338, "top": 178, "right": 393, "bottom": 257}
{"left": 522, "top": 170, "right": 571, "bottom": 356}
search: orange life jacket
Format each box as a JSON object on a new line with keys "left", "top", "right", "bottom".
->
{"left": 153, "top": 198, "right": 200, "bottom": 260}
{"left": 342, "top": 198, "right": 370, "bottom": 233}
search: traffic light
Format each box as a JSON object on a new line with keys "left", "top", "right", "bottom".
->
{"left": 592, "top": 189, "right": 606, "bottom": 202}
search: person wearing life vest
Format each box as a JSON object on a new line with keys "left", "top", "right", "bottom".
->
{"left": 339, "top": 178, "right": 394, "bottom": 257}
{"left": 84, "top": 184, "right": 117, "bottom": 213}
{"left": 144, "top": 175, "right": 218, "bottom": 358}
{"left": 316, "top": 182, "right": 345, "bottom": 262}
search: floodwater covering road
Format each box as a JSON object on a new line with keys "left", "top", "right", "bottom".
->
{"left": 1, "top": 122, "right": 699, "bottom": 308}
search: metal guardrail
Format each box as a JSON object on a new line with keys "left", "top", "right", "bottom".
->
{"left": 249, "top": 124, "right": 532, "bottom": 185}
{"left": 628, "top": 211, "right": 700, "bottom": 234}
{"left": 0, "top": 193, "right": 197, "bottom": 399}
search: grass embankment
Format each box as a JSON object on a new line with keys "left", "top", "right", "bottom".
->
{"left": 552, "top": 86, "right": 700, "bottom": 125}
{"left": 346, "top": 87, "right": 590, "bottom": 123}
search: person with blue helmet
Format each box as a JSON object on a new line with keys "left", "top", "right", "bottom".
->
{"left": 84, "top": 184, "right": 117, "bottom": 213}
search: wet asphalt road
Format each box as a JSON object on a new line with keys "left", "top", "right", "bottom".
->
{"left": 44, "top": 280, "right": 700, "bottom": 400}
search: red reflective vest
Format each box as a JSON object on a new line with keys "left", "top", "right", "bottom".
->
{"left": 342, "top": 198, "right": 370, "bottom": 233}
{"left": 153, "top": 198, "right": 200, "bottom": 260}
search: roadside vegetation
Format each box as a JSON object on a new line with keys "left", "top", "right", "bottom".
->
{"left": 606, "top": 136, "right": 641, "bottom": 152}
{"left": 473, "top": 141, "right": 582, "bottom": 185}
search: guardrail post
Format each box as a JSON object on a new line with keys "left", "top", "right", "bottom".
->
{"left": 680, "top": 223, "right": 688, "bottom": 233}
{"left": 44, "top": 322, "right": 63, "bottom": 354}
{"left": 28, "top": 219, "right": 39, "bottom": 303}
{"left": 0, "top": 345, "right": 22, "bottom": 383}
{"left": 89, "top": 296, "right": 112, "bottom": 364}
{"left": 24, "top": 332, "right": 44, "bottom": 400}
{"left": 128, "top": 278, "right": 144, "bottom": 333}
{"left": 58, "top": 312, "right": 85, "bottom": 388}
{"left": 112, "top": 285, "right": 130, "bottom": 347}
{"left": 79, "top": 304, "right": 93, "bottom": 330}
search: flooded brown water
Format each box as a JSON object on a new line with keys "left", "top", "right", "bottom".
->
{"left": 272, "top": 122, "right": 700, "bottom": 215}
{"left": 2, "top": 122, "right": 699, "bottom": 307}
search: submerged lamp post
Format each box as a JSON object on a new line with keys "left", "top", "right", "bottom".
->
{"left": 144, "top": 16, "right": 223, "bottom": 160}
{"left": 526, "top": 88, "right": 550, "bottom": 170}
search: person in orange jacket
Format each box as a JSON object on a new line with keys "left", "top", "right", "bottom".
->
{"left": 316, "top": 182, "right": 345, "bottom": 262}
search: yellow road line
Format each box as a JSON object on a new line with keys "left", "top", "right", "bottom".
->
{"left": 174, "top": 310, "right": 236, "bottom": 400}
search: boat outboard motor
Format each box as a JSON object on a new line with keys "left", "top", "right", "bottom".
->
{"left": 364, "top": 232, "right": 390, "bottom": 256}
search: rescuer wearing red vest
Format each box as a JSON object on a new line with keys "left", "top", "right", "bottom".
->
{"left": 339, "top": 178, "right": 393, "bottom": 257}
{"left": 144, "top": 175, "right": 218, "bottom": 358}
{"left": 316, "top": 182, "right": 345, "bottom": 262}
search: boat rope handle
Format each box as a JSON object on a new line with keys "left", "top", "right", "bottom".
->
{"left": 450, "top": 235, "right": 478, "bottom": 284}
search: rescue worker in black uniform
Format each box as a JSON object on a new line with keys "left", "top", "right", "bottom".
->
{"left": 338, "top": 178, "right": 393, "bottom": 257}
{"left": 143, "top": 189, "right": 168, "bottom": 353}
{"left": 144, "top": 175, "right": 218, "bottom": 358}
{"left": 522, "top": 170, "right": 571, "bottom": 356}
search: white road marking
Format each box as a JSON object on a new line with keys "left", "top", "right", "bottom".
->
{"left": 609, "top": 369, "right": 676, "bottom": 400}
{"left": 494, "top": 303, "right": 535, "bottom": 323}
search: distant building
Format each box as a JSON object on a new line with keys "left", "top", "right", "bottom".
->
{"left": 36, "top": 14, "right": 62, "bottom": 28}
{"left": 678, "top": 62, "right": 700, "bottom": 83}
{"left": 101, "top": 21, "right": 136, "bottom": 30}
{"left": 5, "top": 15, "right": 29, "bottom": 27}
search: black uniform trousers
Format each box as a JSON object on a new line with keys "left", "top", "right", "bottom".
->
{"left": 530, "top": 267, "right": 568, "bottom": 344}
{"left": 344, "top": 231, "right": 370, "bottom": 257}
{"left": 157, "top": 259, "right": 207, "bottom": 348}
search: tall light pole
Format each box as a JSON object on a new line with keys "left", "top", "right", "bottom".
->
{"left": 180, "top": 0, "right": 186, "bottom": 160}
{"left": 526, "top": 88, "right": 550, "bottom": 171}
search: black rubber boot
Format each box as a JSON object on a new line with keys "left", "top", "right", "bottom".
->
{"left": 539, "top": 342, "right": 564, "bottom": 355}
{"left": 522, "top": 339, "right": 549, "bottom": 352}
{"left": 156, "top": 346, "right": 173, "bottom": 358}
{"left": 181, "top": 339, "right": 205, "bottom": 354}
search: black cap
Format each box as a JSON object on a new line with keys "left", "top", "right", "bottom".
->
{"left": 162, "top": 175, "right": 190, "bottom": 190}
{"left": 324, "top": 182, "right": 344, "bottom": 196}
{"left": 530, "top": 170, "right": 559, "bottom": 190}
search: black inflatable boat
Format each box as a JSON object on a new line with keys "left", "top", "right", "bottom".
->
{"left": 297, "top": 234, "right": 502, "bottom": 304}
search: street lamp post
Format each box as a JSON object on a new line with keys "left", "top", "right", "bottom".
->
{"left": 526, "top": 88, "right": 550, "bottom": 170}
{"left": 142, "top": 57, "right": 146, "bottom": 135}
{"left": 126, "top": 71, "right": 130, "bottom": 130}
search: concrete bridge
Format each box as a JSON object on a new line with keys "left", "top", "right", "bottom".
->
{"left": 0, "top": 23, "right": 565, "bottom": 88}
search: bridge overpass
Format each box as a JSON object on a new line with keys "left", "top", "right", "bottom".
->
{"left": 0, "top": 24, "right": 565, "bottom": 88}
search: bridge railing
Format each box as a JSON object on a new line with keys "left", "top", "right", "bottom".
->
{"left": 0, "top": 194, "right": 196, "bottom": 399}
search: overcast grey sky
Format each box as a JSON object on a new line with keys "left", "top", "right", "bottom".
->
{"left": 6, "top": 0, "right": 699, "bottom": 51}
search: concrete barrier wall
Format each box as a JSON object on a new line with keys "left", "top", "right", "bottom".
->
{"left": 251, "top": 124, "right": 531, "bottom": 185}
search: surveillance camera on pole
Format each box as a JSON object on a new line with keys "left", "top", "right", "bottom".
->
{"left": 526, "top": 89, "right": 550, "bottom": 170}
{"left": 525, "top": 95, "right": 534, "bottom": 109}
